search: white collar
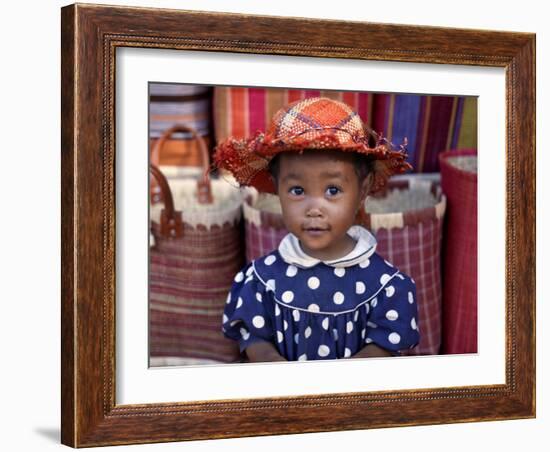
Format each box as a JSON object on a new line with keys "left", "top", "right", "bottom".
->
{"left": 278, "top": 225, "right": 377, "bottom": 268}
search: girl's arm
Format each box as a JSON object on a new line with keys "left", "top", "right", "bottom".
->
{"left": 245, "top": 341, "right": 286, "bottom": 362}
{"left": 352, "top": 344, "right": 392, "bottom": 358}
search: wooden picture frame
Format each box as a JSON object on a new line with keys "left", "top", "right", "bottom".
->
{"left": 61, "top": 3, "right": 535, "bottom": 447}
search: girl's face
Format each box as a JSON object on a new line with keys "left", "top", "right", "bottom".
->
{"left": 275, "top": 150, "right": 370, "bottom": 261}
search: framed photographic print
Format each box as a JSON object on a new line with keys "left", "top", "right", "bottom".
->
{"left": 61, "top": 3, "right": 535, "bottom": 447}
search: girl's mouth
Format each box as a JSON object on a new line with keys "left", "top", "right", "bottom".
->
{"left": 303, "top": 227, "right": 329, "bottom": 236}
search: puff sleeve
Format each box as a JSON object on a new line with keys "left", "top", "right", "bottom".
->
{"left": 222, "top": 263, "right": 276, "bottom": 353}
{"left": 365, "top": 273, "right": 420, "bottom": 353}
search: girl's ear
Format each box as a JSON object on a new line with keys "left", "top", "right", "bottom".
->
{"left": 360, "top": 173, "right": 373, "bottom": 201}
{"left": 270, "top": 173, "right": 279, "bottom": 193}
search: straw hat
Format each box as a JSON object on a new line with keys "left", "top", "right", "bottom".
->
{"left": 214, "top": 97, "right": 412, "bottom": 193}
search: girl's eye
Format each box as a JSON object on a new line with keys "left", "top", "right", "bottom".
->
{"left": 289, "top": 186, "right": 304, "bottom": 196}
{"left": 326, "top": 186, "right": 341, "bottom": 196}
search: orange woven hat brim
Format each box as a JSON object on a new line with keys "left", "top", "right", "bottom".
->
{"left": 213, "top": 97, "right": 412, "bottom": 194}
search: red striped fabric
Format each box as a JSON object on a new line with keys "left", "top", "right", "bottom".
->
{"left": 439, "top": 149, "right": 478, "bottom": 354}
{"left": 212, "top": 86, "right": 477, "bottom": 176}
{"left": 213, "top": 87, "right": 374, "bottom": 142}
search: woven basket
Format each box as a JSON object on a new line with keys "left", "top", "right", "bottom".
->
{"left": 439, "top": 149, "right": 478, "bottom": 354}
{"left": 150, "top": 125, "right": 209, "bottom": 205}
{"left": 242, "top": 189, "right": 287, "bottom": 263}
{"left": 362, "top": 177, "right": 446, "bottom": 355}
{"left": 149, "top": 131, "right": 244, "bottom": 364}
{"left": 242, "top": 176, "right": 446, "bottom": 355}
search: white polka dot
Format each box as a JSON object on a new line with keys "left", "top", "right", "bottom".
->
{"left": 361, "top": 328, "right": 366, "bottom": 339}
{"left": 298, "top": 353, "right": 308, "bottom": 361}
{"left": 308, "top": 304, "right": 320, "bottom": 313}
{"left": 365, "top": 303, "right": 370, "bottom": 314}
{"left": 240, "top": 328, "right": 250, "bottom": 340}
{"left": 411, "top": 278, "right": 415, "bottom": 284}
{"left": 282, "top": 290, "right": 294, "bottom": 303}
{"left": 354, "top": 310, "right": 359, "bottom": 322}
{"left": 411, "top": 317, "right": 418, "bottom": 330}
{"left": 385, "top": 285, "right": 395, "bottom": 297}
{"left": 275, "top": 304, "right": 281, "bottom": 316}
{"left": 355, "top": 281, "right": 366, "bottom": 294}
{"left": 266, "top": 279, "right": 276, "bottom": 291}
{"left": 252, "top": 315, "right": 265, "bottom": 328}
{"left": 408, "top": 291, "right": 414, "bottom": 304}
{"left": 277, "top": 331, "right": 284, "bottom": 343}
{"left": 305, "top": 326, "right": 312, "bottom": 338}
{"left": 346, "top": 321, "right": 354, "bottom": 334}
{"left": 365, "top": 337, "right": 373, "bottom": 344}
{"left": 380, "top": 273, "right": 391, "bottom": 285}
{"left": 246, "top": 266, "right": 254, "bottom": 277}
{"left": 344, "top": 348, "right": 352, "bottom": 358}
{"left": 389, "top": 332, "right": 401, "bottom": 344}
{"left": 334, "top": 268, "right": 346, "bottom": 277}
{"left": 256, "top": 292, "right": 263, "bottom": 302}
{"left": 284, "top": 320, "right": 289, "bottom": 331}
{"left": 371, "top": 297, "right": 378, "bottom": 308}
{"left": 384, "top": 259, "right": 394, "bottom": 267}
{"left": 226, "top": 293, "right": 232, "bottom": 304}
{"left": 359, "top": 259, "right": 370, "bottom": 268}
{"left": 293, "top": 310, "right": 300, "bottom": 322}
{"left": 322, "top": 317, "right": 329, "bottom": 330}
{"left": 236, "top": 297, "right": 243, "bottom": 309}
{"left": 234, "top": 272, "right": 244, "bottom": 283}
{"left": 308, "top": 276, "right": 320, "bottom": 289}
{"left": 367, "top": 321, "right": 377, "bottom": 329}
{"left": 286, "top": 265, "right": 298, "bottom": 277}
{"left": 222, "top": 314, "right": 228, "bottom": 323}
{"left": 245, "top": 275, "right": 253, "bottom": 284}
{"left": 294, "top": 333, "right": 300, "bottom": 344}
{"left": 333, "top": 291, "right": 345, "bottom": 305}
{"left": 264, "top": 255, "right": 277, "bottom": 266}
{"left": 386, "top": 310, "right": 399, "bottom": 321}
{"left": 230, "top": 320, "right": 239, "bottom": 327}
{"left": 318, "top": 345, "right": 330, "bottom": 357}
{"left": 397, "top": 273, "right": 405, "bottom": 280}
{"left": 333, "top": 329, "right": 339, "bottom": 341}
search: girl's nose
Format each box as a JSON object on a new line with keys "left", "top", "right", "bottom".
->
{"left": 306, "top": 204, "right": 323, "bottom": 218}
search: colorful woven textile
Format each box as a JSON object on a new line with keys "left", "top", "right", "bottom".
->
{"left": 439, "top": 149, "right": 478, "bottom": 354}
{"left": 371, "top": 94, "right": 477, "bottom": 173}
{"left": 213, "top": 87, "right": 477, "bottom": 174}
{"left": 214, "top": 87, "right": 374, "bottom": 142}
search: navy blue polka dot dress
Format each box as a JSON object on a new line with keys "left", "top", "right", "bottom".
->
{"left": 222, "top": 226, "right": 420, "bottom": 361}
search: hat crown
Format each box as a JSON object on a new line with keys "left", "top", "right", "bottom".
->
{"left": 267, "top": 97, "right": 366, "bottom": 145}
{"left": 213, "top": 96, "right": 412, "bottom": 195}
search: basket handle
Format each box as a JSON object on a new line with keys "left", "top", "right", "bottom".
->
{"left": 151, "top": 124, "right": 213, "bottom": 204}
{"left": 149, "top": 165, "right": 184, "bottom": 239}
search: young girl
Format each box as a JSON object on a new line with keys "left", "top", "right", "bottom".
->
{"left": 214, "top": 97, "right": 419, "bottom": 362}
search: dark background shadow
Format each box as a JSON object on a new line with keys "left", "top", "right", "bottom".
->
{"left": 34, "top": 428, "right": 59, "bottom": 443}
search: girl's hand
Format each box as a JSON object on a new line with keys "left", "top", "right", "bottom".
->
{"left": 245, "top": 341, "right": 286, "bottom": 362}
{"left": 352, "top": 344, "right": 392, "bottom": 358}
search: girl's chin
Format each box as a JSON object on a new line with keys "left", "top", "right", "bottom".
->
{"left": 300, "top": 241, "right": 346, "bottom": 261}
